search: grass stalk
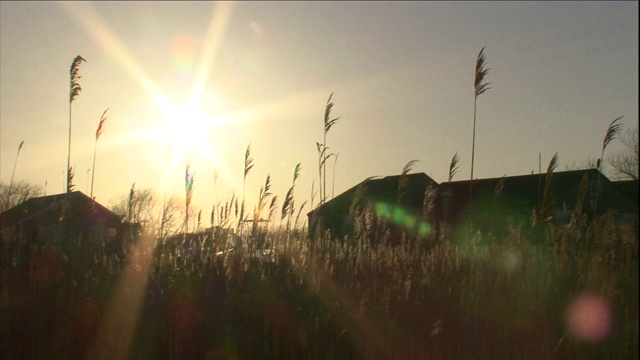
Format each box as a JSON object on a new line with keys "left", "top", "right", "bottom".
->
{"left": 67, "top": 55, "right": 85, "bottom": 193}
{"left": 594, "top": 116, "right": 623, "bottom": 212}
{"left": 90, "top": 108, "right": 109, "bottom": 199}
{"left": 6, "top": 140, "right": 24, "bottom": 208}
{"left": 469, "top": 47, "right": 490, "bottom": 216}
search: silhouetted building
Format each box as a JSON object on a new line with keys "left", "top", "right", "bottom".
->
{"left": 308, "top": 169, "right": 638, "bottom": 241}
{"left": 0, "top": 191, "right": 134, "bottom": 266}
{"left": 308, "top": 173, "right": 439, "bottom": 242}
{"left": 613, "top": 179, "right": 639, "bottom": 206}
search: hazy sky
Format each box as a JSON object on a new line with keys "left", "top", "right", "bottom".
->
{"left": 1, "top": 1, "right": 637, "bottom": 220}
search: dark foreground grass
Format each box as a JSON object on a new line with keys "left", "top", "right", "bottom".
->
{"left": 1, "top": 216, "right": 638, "bottom": 360}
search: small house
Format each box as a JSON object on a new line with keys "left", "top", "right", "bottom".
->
{"left": 0, "top": 191, "right": 127, "bottom": 265}
{"left": 308, "top": 169, "right": 638, "bottom": 241}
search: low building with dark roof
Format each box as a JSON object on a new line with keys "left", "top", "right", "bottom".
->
{"left": 613, "top": 179, "right": 639, "bottom": 206}
{"left": 308, "top": 169, "right": 638, "bottom": 242}
{"left": 308, "top": 173, "right": 439, "bottom": 242}
{"left": 0, "top": 191, "right": 133, "bottom": 266}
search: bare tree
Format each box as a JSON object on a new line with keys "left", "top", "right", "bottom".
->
{"left": 110, "top": 188, "right": 156, "bottom": 226}
{"left": 609, "top": 127, "right": 638, "bottom": 180}
{"left": 158, "top": 197, "right": 182, "bottom": 239}
{"left": 564, "top": 157, "right": 599, "bottom": 171}
{"left": 0, "top": 181, "right": 44, "bottom": 213}
{"left": 110, "top": 188, "right": 183, "bottom": 239}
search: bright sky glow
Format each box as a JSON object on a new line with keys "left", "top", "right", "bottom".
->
{"left": 143, "top": 94, "right": 228, "bottom": 170}
{"left": 1, "top": 1, "right": 637, "bottom": 219}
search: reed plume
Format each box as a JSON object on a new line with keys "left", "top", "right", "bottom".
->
{"left": 268, "top": 196, "right": 278, "bottom": 226}
{"left": 244, "top": 144, "right": 254, "bottom": 180}
{"left": 398, "top": 160, "right": 418, "bottom": 204}
{"left": 254, "top": 174, "right": 272, "bottom": 229}
{"left": 601, "top": 116, "right": 624, "bottom": 160}
{"left": 128, "top": 182, "right": 135, "bottom": 222}
{"left": 282, "top": 187, "right": 294, "bottom": 227}
{"left": 319, "top": 93, "right": 339, "bottom": 206}
{"left": 67, "top": 55, "right": 86, "bottom": 193}
{"left": 282, "top": 163, "right": 301, "bottom": 230}
{"left": 448, "top": 152, "right": 460, "bottom": 182}
{"left": 539, "top": 152, "right": 558, "bottom": 227}
{"left": 67, "top": 166, "right": 75, "bottom": 193}
{"left": 401, "top": 159, "right": 418, "bottom": 176}
{"left": 185, "top": 164, "right": 195, "bottom": 235}
{"left": 240, "top": 144, "right": 254, "bottom": 233}
{"left": 470, "top": 47, "right": 490, "bottom": 213}
{"left": 594, "top": 116, "right": 623, "bottom": 212}
{"left": 90, "top": 108, "right": 109, "bottom": 199}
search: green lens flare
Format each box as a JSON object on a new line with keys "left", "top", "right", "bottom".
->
{"left": 374, "top": 201, "right": 432, "bottom": 236}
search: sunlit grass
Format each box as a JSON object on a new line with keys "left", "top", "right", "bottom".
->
{"left": 3, "top": 212, "right": 636, "bottom": 359}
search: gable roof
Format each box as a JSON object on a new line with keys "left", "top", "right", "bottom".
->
{"left": 310, "top": 169, "right": 637, "bottom": 219}
{"left": 445, "top": 169, "right": 637, "bottom": 215}
{"left": 0, "top": 191, "right": 121, "bottom": 229}
{"left": 308, "top": 169, "right": 638, "bottom": 239}
{"left": 308, "top": 172, "right": 438, "bottom": 217}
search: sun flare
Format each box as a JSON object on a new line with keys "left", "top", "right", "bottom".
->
{"left": 145, "top": 94, "right": 228, "bottom": 169}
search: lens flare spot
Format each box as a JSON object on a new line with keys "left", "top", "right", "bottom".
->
{"left": 108, "top": 227, "right": 117, "bottom": 238}
{"left": 172, "top": 35, "right": 196, "bottom": 79}
{"left": 404, "top": 216, "right": 416, "bottom": 229}
{"left": 375, "top": 202, "right": 391, "bottom": 219}
{"left": 393, "top": 207, "right": 407, "bottom": 224}
{"left": 418, "top": 222, "right": 431, "bottom": 236}
{"left": 566, "top": 294, "right": 612, "bottom": 342}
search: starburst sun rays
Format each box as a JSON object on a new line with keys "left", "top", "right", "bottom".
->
{"left": 60, "top": 1, "right": 237, "bottom": 189}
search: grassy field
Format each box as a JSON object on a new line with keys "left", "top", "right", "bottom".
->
{"left": 1, "top": 210, "right": 637, "bottom": 360}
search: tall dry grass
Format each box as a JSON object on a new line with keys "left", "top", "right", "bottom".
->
{"left": 317, "top": 93, "right": 340, "bottom": 206}
{"left": 67, "top": 55, "right": 86, "bottom": 194}
{"left": 1, "top": 191, "right": 637, "bottom": 359}
{"left": 90, "top": 108, "right": 109, "bottom": 199}
{"left": 470, "top": 47, "right": 491, "bottom": 213}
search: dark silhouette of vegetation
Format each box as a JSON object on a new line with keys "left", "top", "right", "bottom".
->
{"left": 317, "top": 93, "right": 340, "bottom": 206}
{"left": 610, "top": 126, "right": 638, "bottom": 180}
{"left": 0, "top": 180, "right": 43, "bottom": 212}
{"left": 8, "top": 141, "right": 24, "bottom": 198}
{"left": 1, "top": 200, "right": 636, "bottom": 359}
{"left": 470, "top": 47, "right": 491, "bottom": 201}
{"left": 90, "top": 108, "right": 109, "bottom": 199}
{"left": 67, "top": 55, "right": 85, "bottom": 193}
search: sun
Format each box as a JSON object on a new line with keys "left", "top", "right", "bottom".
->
{"left": 144, "top": 94, "right": 228, "bottom": 170}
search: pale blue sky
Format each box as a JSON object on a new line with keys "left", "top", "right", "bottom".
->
{"left": 1, "top": 1, "right": 637, "bottom": 218}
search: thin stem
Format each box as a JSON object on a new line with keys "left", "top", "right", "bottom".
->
{"left": 160, "top": 142, "right": 172, "bottom": 240}
{"left": 332, "top": 153, "right": 339, "bottom": 199}
{"left": 318, "top": 151, "right": 322, "bottom": 207}
{"left": 8, "top": 143, "right": 22, "bottom": 199}
{"left": 469, "top": 95, "right": 477, "bottom": 216}
{"left": 90, "top": 140, "right": 97, "bottom": 199}
{"left": 323, "top": 130, "right": 327, "bottom": 205}
{"left": 67, "top": 102, "right": 72, "bottom": 193}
